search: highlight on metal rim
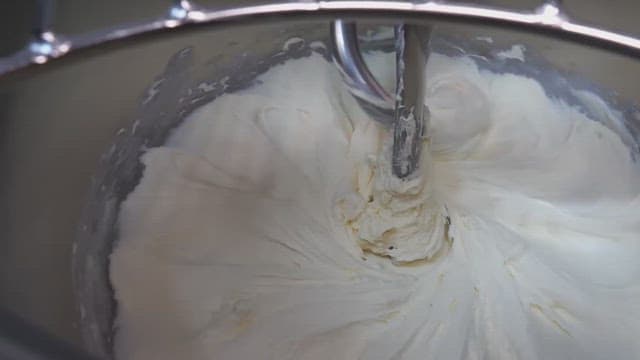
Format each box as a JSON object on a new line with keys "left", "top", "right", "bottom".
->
{"left": 2, "top": 0, "right": 640, "bottom": 76}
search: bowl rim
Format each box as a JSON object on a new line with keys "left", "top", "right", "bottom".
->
{"left": 2, "top": 1, "right": 640, "bottom": 79}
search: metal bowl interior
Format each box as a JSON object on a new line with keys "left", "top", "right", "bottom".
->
{"left": 1, "top": 13, "right": 640, "bottom": 359}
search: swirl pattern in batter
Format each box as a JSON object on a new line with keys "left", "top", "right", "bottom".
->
{"left": 111, "top": 52, "right": 640, "bottom": 359}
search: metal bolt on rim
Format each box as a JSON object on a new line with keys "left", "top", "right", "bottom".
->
{"left": 2, "top": 0, "right": 640, "bottom": 77}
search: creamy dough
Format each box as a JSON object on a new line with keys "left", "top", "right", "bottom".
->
{"left": 111, "top": 52, "right": 640, "bottom": 360}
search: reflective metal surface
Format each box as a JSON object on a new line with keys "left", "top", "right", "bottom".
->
{"left": 4, "top": 1, "right": 640, "bottom": 76}
{"left": 331, "top": 20, "right": 431, "bottom": 178}
{"left": 2, "top": 1, "right": 640, "bottom": 359}
{"left": 330, "top": 20, "right": 394, "bottom": 126}
{"left": 392, "top": 24, "right": 430, "bottom": 178}
{"left": 331, "top": 20, "right": 431, "bottom": 179}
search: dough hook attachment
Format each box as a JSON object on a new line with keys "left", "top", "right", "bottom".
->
{"left": 330, "top": 20, "right": 431, "bottom": 179}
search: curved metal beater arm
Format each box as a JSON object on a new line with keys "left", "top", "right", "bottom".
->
{"left": 331, "top": 20, "right": 430, "bottom": 178}
{"left": 330, "top": 20, "right": 395, "bottom": 127}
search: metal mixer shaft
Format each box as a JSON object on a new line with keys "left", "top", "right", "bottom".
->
{"left": 331, "top": 20, "right": 431, "bottom": 179}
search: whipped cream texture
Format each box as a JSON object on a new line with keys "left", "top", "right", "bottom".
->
{"left": 111, "top": 52, "right": 640, "bottom": 360}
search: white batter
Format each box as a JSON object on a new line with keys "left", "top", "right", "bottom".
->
{"left": 111, "top": 52, "right": 640, "bottom": 360}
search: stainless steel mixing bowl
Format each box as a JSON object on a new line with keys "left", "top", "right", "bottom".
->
{"left": 2, "top": 1, "right": 640, "bottom": 359}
